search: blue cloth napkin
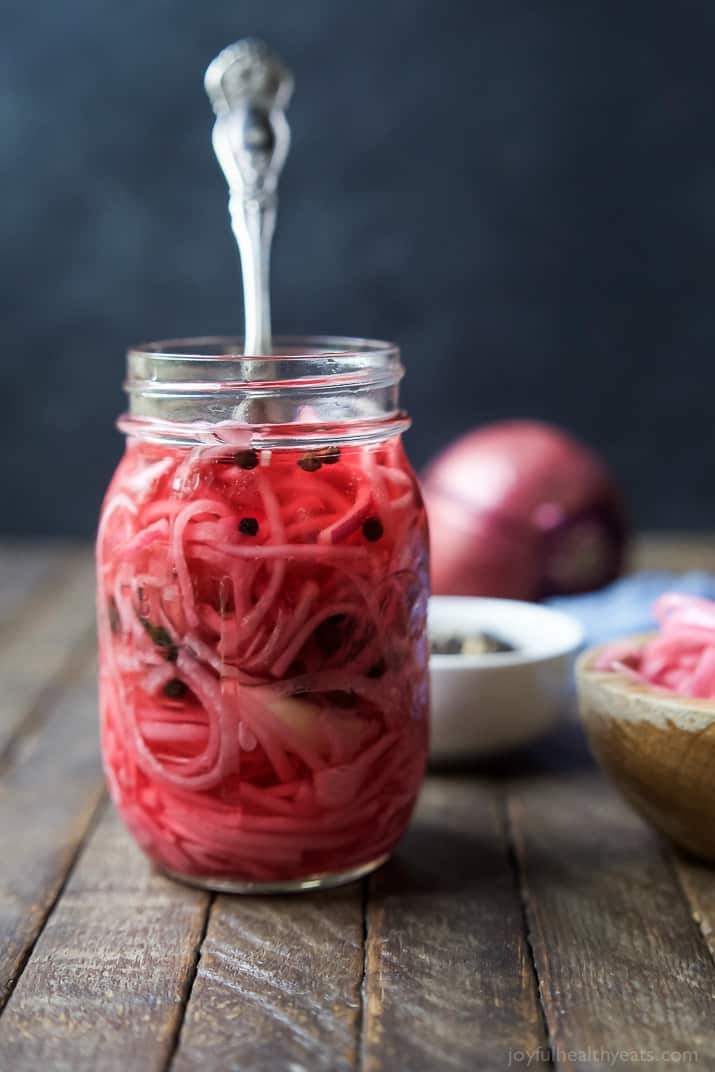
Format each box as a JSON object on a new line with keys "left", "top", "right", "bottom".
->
{"left": 546, "top": 571, "right": 715, "bottom": 648}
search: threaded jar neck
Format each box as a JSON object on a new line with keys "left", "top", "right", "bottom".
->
{"left": 119, "top": 335, "right": 410, "bottom": 448}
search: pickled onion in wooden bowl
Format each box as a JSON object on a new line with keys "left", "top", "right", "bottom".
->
{"left": 422, "top": 420, "right": 629, "bottom": 600}
{"left": 576, "top": 594, "right": 715, "bottom": 862}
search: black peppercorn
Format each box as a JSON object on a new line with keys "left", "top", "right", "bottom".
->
{"left": 315, "top": 613, "right": 347, "bottom": 655}
{"left": 162, "top": 678, "right": 188, "bottom": 700}
{"left": 315, "top": 446, "right": 341, "bottom": 465}
{"left": 233, "top": 449, "right": 259, "bottom": 470}
{"left": 239, "top": 517, "right": 259, "bottom": 536}
{"left": 362, "top": 517, "right": 384, "bottom": 542}
{"left": 297, "top": 454, "right": 322, "bottom": 472}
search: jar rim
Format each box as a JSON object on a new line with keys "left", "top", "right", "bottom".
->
{"left": 122, "top": 335, "right": 408, "bottom": 447}
{"left": 129, "top": 334, "right": 399, "bottom": 360}
{"left": 127, "top": 334, "right": 401, "bottom": 390}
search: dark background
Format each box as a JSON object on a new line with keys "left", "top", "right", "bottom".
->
{"left": 2, "top": 0, "right": 715, "bottom": 537}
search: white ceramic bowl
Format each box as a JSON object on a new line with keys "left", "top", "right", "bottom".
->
{"left": 429, "top": 596, "right": 584, "bottom": 761}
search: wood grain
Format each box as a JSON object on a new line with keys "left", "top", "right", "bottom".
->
{"left": 0, "top": 538, "right": 714, "bottom": 1071}
{"left": 0, "top": 551, "right": 96, "bottom": 757}
{"left": 0, "top": 807, "right": 209, "bottom": 1072}
{"left": 508, "top": 770, "right": 715, "bottom": 1068}
{"left": 0, "top": 655, "right": 104, "bottom": 1008}
{"left": 0, "top": 543, "right": 72, "bottom": 635}
{"left": 674, "top": 855, "right": 715, "bottom": 966}
{"left": 361, "top": 778, "right": 546, "bottom": 1072}
{"left": 172, "top": 886, "right": 364, "bottom": 1072}
{"left": 632, "top": 533, "right": 715, "bottom": 574}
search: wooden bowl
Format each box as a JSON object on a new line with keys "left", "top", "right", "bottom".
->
{"left": 576, "top": 637, "right": 715, "bottom": 862}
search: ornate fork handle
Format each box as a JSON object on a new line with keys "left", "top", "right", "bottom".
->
{"left": 205, "top": 39, "right": 293, "bottom": 355}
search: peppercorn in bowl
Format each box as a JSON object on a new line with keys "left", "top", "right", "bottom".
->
{"left": 428, "top": 596, "right": 583, "bottom": 761}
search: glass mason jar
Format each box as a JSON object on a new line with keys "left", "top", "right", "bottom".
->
{"left": 96, "top": 337, "right": 430, "bottom": 892}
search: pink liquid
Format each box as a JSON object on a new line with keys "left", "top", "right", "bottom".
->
{"left": 96, "top": 436, "right": 429, "bottom": 885}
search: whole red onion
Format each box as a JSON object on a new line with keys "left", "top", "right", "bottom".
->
{"left": 422, "top": 421, "right": 629, "bottom": 600}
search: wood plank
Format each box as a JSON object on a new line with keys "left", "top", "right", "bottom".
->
{"left": 0, "top": 543, "right": 73, "bottom": 635}
{"left": 0, "top": 807, "right": 210, "bottom": 1072}
{"left": 0, "top": 655, "right": 104, "bottom": 1008}
{"left": 0, "top": 528, "right": 709, "bottom": 1072}
{"left": 508, "top": 770, "right": 715, "bottom": 1069}
{"left": 674, "top": 855, "right": 715, "bottom": 967}
{"left": 0, "top": 552, "right": 96, "bottom": 757}
{"left": 632, "top": 533, "right": 715, "bottom": 574}
{"left": 172, "top": 885, "right": 364, "bottom": 1072}
{"left": 361, "top": 778, "right": 546, "bottom": 1072}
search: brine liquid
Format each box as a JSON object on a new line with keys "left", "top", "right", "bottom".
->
{"left": 96, "top": 436, "right": 429, "bottom": 884}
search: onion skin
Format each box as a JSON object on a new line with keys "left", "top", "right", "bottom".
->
{"left": 422, "top": 421, "right": 629, "bottom": 600}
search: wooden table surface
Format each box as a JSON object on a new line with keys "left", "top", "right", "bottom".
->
{"left": 0, "top": 537, "right": 714, "bottom": 1072}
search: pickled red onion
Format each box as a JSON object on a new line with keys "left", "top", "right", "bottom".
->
{"left": 97, "top": 436, "right": 429, "bottom": 884}
{"left": 595, "top": 593, "right": 715, "bottom": 699}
